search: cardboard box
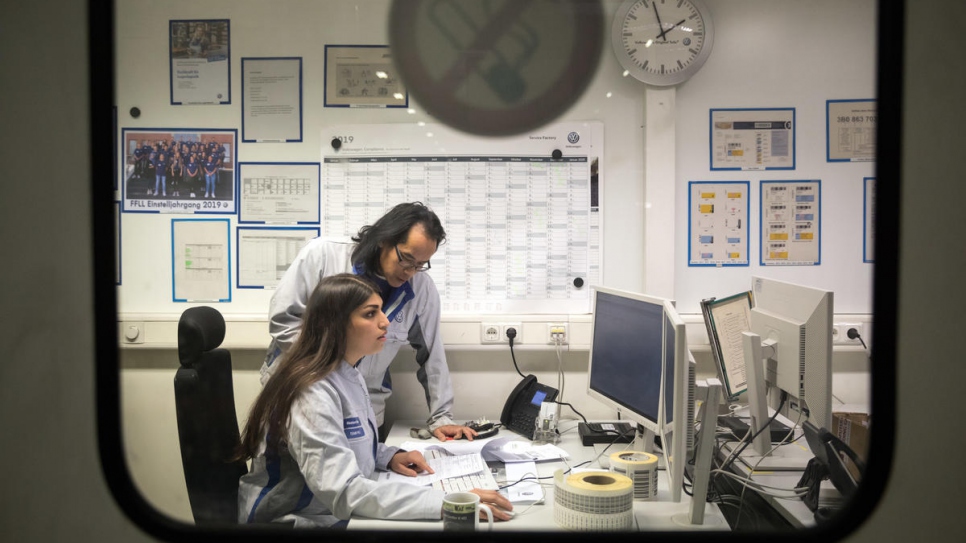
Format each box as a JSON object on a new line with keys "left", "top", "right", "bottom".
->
{"left": 832, "top": 412, "right": 870, "bottom": 481}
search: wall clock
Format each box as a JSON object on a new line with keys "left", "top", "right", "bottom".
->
{"left": 612, "top": 0, "right": 715, "bottom": 86}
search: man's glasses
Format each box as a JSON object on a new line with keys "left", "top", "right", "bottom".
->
{"left": 394, "top": 245, "right": 431, "bottom": 272}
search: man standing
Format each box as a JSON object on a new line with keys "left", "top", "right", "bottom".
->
{"left": 261, "top": 202, "right": 476, "bottom": 441}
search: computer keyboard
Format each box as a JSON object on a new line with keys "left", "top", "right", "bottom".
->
{"left": 428, "top": 451, "right": 501, "bottom": 492}
{"left": 431, "top": 471, "right": 500, "bottom": 493}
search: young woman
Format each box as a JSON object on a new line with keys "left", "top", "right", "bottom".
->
{"left": 236, "top": 273, "right": 511, "bottom": 528}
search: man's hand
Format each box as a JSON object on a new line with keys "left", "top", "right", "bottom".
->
{"left": 432, "top": 424, "right": 479, "bottom": 441}
{"left": 389, "top": 450, "right": 434, "bottom": 477}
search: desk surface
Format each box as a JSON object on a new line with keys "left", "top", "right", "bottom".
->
{"left": 348, "top": 419, "right": 729, "bottom": 532}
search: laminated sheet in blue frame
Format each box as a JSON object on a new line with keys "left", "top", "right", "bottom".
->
{"left": 241, "top": 57, "right": 303, "bottom": 143}
{"left": 169, "top": 19, "right": 231, "bottom": 105}
{"left": 759, "top": 180, "right": 822, "bottom": 266}
{"left": 710, "top": 108, "right": 796, "bottom": 171}
{"left": 863, "top": 177, "right": 875, "bottom": 263}
{"left": 826, "top": 99, "right": 876, "bottom": 162}
{"left": 687, "top": 181, "right": 750, "bottom": 267}
{"left": 120, "top": 127, "right": 237, "bottom": 215}
{"left": 238, "top": 162, "right": 320, "bottom": 224}
{"left": 236, "top": 226, "right": 320, "bottom": 289}
{"left": 171, "top": 218, "right": 231, "bottom": 303}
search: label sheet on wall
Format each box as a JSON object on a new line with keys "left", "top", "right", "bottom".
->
{"left": 320, "top": 122, "right": 603, "bottom": 314}
{"left": 759, "top": 180, "right": 822, "bottom": 266}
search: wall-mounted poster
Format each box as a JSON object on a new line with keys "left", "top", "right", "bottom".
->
{"left": 120, "top": 128, "right": 237, "bottom": 214}
{"left": 237, "top": 226, "right": 319, "bottom": 289}
{"left": 169, "top": 19, "right": 230, "bottom": 105}
{"left": 238, "top": 162, "right": 320, "bottom": 224}
{"left": 711, "top": 108, "right": 796, "bottom": 171}
{"left": 172, "top": 219, "right": 231, "bottom": 302}
{"left": 864, "top": 176, "right": 876, "bottom": 263}
{"left": 827, "top": 99, "right": 876, "bottom": 162}
{"left": 687, "top": 181, "right": 750, "bottom": 267}
{"left": 759, "top": 180, "right": 822, "bottom": 266}
{"left": 242, "top": 57, "right": 303, "bottom": 142}
{"left": 324, "top": 45, "right": 407, "bottom": 108}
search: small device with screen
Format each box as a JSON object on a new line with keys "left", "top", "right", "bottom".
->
{"left": 500, "top": 374, "right": 558, "bottom": 439}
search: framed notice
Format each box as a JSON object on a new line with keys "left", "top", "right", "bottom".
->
{"left": 711, "top": 108, "right": 795, "bottom": 171}
{"left": 687, "top": 181, "right": 750, "bottom": 267}
{"left": 120, "top": 128, "right": 237, "bottom": 214}
{"left": 324, "top": 45, "right": 408, "bottom": 108}
{"left": 864, "top": 177, "right": 876, "bottom": 263}
{"left": 759, "top": 180, "right": 821, "bottom": 266}
{"left": 115, "top": 201, "right": 121, "bottom": 285}
{"left": 237, "top": 226, "right": 319, "bottom": 289}
{"left": 242, "top": 57, "right": 303, "bottom": 142}
{"left": 169, "top": 19, "right": 230, "bottom": 105}
{"left": 238, "top": 162, "right": 320, "bottom": 224}
{"left": 827, "top": 99, "right": 876, "bottom": 162}
{"left": 172, "top": 219, "right": 231, "bottom": 302}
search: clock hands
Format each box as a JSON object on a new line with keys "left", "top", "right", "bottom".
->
{"left": 656, "top": 19, "right": 687, "bottom": 42}
{"left": 651, "top": 2, "right": 687, "bottom": 42}
{"left": 652, "top": 2, "right": 667, "bottom": 41}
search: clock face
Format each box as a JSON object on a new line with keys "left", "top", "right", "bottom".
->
{"left": 612, "top": 0, "right": 714, "bottom": 86}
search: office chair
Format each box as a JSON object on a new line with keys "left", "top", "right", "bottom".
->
{"left": 175, "top": 306, "right": 248, "bottom": 524}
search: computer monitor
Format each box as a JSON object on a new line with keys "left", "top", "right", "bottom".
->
{"left": 586, "top": 286, "right": 664, "bottom": 438}
{"left": 741, "top": 276, "right": 833, "bottom": 468}
{"left": 660, "top": 299, "right": 695, "bottom": 503}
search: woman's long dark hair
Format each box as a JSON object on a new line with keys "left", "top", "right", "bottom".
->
{"left": 351, "top": 202, "right": 446, "bottom": 274}
{"left": 236, "top": 273, "right": 380, "bottom": 459}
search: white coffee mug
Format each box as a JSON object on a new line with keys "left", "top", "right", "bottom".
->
{"left": 442, "top": 492, "right": 494, "bottom": 532}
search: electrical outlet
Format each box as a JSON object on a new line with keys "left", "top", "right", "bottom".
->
{"left": 547, "top": 323, "right": 568, "bottom": 345}
{"left": 482, "top": 323, "right": 522, "bottom": 344}
{"left": 503, "top": 323, "right": 522, "bottom": 343}
{"left": 481, "top": 323, "right": 502, "bottom": 344}
{"left": 833, "top": 322, "right": 864, "bottom": 345}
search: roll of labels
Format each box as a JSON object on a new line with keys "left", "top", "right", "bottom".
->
{"left": 552, "top": 452, "right": 659, "bottom": 531}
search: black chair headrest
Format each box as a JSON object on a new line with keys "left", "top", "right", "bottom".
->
{"left": 178, "top": 306, "right": 226, "bottom": 367}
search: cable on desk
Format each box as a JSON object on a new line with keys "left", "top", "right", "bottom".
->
{"left": 547, "top": 400, "right": 587, "bottom": 424}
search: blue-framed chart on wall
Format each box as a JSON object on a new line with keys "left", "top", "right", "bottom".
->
{"left": 171, "top": 219, "right": 231, "bottom": 303}
{"left": 169, "top": 19, "right": 230, "bottom": 105}
{"left": 241, "top": 57, "right": 303, "bottom": 142}
{"left": 759, "top": 180, "right": 821, "bottom": 266}
{"left": 323, "top": 45, "right": 408, "bottom": 108}
{"left": 710, "top": 108, "right": 795, "bottom": 171}
{"left": 238, "top": 162, "right": 320, "bottom": 224}
{"left": 120, "top": 128, "right": 237, "bottom": 214}
{"left": 236, "top": 226, "right": 319, "bottom": 289}
{"left": 863, "top": 177, "right": 875, "bottom": 263}
{"left": 826, "top": 99, "right": 876, "bottom": 162}
{"left": 687, "top": 181, "right": 750, "bottom": 267}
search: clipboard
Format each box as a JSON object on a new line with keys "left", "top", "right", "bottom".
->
{"left": 700, "top": 292, "right": 754, "bottom": 401}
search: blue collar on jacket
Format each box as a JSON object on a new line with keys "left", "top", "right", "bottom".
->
{"left": 352, "top": 264, "right": 415, "bottom": 323}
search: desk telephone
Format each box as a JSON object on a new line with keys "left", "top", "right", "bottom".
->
{"left": 500, "top": 374, "right": 558, "bottom": 439}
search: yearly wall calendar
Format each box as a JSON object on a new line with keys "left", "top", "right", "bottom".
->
{"left": 321, "top": 122, "right": 603, "bottom": 314}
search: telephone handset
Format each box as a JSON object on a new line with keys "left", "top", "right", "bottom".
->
{"left": 500, "top": 374, "right": 559, "bottom": 439}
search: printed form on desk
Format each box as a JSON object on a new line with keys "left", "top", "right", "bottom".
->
{"left": 373, "top": 451, "right": 490, "bottom": 486}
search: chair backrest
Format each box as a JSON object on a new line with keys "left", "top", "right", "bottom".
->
{"left": 174, "top": 306, "right": 248, "bottom": 524}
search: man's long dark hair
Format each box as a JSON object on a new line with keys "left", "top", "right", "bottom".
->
{"left": 351, "top": 202, "right": 446, "bottom": 274}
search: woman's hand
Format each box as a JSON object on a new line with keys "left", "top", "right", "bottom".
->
{"left": 389, "top": 450, "right": 433, "bottom": 477}
{"left": 470, "top": 489, "right": 514, "bottom": 521}
{"left": 432, "top": 424, "right": 479, "bottom": 441}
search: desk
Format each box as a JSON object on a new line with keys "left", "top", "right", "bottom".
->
{"left": 349, "top": 419, "right": 729, "bottom": 532}
{"left": 715, "top": 423, "right": 840, "bottom": 528}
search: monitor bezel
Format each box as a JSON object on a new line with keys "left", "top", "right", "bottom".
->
{"left": 586, "top": 285, "right": 666, "bottom": 436}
